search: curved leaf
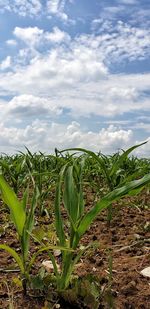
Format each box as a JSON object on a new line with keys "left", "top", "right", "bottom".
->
{"left": 76, "top": 173, "right": 150, "bottom": 244}
{"left": 0, "top": 244, "right": 24, "bottom": 274}
{"left": 0, "top": 175, "right": 26, "bottom": 236}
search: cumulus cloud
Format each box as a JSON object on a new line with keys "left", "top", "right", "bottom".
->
{"left": 0, "top": 19, "right": 150, "bottom": 155}
{"left": 13, "top": 26, "right": 70, "bottom": 49}
{"left": 0, "top": 120, "right": 134, "bottom": 154}
{"left": 0, "top": 56, "right": 149, "bottom": 124}
{"left": 7, "top": 21, "right": 150, "bottom": 77}
{"left": 45, "top": 27, "right": 70, "bottom": 43}
{"left": 14, "top": 26, "right": 44, "bottom": 47}
{"left": 0, "top": 65, "right": 149, "bottom": 119}
{"left": 2, "top": 119, "right": 149, "bottom": 157}
{"left": 0, "top": 43, "right": 108, "bottom": 97}
{"left": 1, "top": 95, "right": 62, "bottom": 124}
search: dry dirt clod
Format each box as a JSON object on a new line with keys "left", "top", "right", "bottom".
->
{"left": 120, "top": 280, "right": 137, "bottom": 296}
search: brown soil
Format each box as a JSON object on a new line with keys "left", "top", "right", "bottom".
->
{"left": 0, "top": 191, "right": 150, "bottom": 309}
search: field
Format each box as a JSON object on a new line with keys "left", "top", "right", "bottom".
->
{"left": 0, "top": 145, "right": 150, "bottom": 309}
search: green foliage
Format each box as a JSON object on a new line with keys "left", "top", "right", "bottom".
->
{"left": 53, "top": 154, "right": 150, "bottom": 290}
{"left": 59, "top": 141, "right": 148, "bottom": 223}
{"left": 0, "top": 153, "right": 28, "bottom": 194}
{"left": 0, "top": 174, "right": 26, "bottom": 236}
{"left": 0, "top": 144, "right": 150, "bottom": 298}
{"left": 62, "top": 275, "right": 100, "bottom": 309}
{"left": 0, "top": 173, "right": 39, "bottom": 293}
{"left": 0, "top": 244, "right": 24, "bottom": 274}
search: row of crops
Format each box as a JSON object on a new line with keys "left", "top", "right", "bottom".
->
{"left": 0, "top": 143, "right": 150, "bottom": 307}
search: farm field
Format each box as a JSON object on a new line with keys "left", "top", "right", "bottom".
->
{"left": 0, "top": 146, "right": 150, "bottom": 309}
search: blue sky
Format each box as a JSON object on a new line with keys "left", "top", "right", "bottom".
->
{"left": 0, "top": 0, "right": 150, "bottom": 156}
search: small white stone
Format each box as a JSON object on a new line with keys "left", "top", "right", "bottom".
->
{"left": 42, "top": 260, "right": 61, "bottom": 273}
{"left": 54, "top": 249, "right": 61, "bottom": 257}
{"left": 42, "top": 260, "right": 54, "bottom": 273}
{"left": 140, "top": 267, "right": 150, "bottom": 278}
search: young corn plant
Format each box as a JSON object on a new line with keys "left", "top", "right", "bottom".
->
{"left": 23, "top": 148, "right": 58, "bottom": 216}
{"left": 59, "top": 141, "right": 147, "bottom": 224}
{"left": 52, "top": 155, "right": 150, "bottom": 291}
{"left": 0, "top": 172, "right": 39, "bottom": 294}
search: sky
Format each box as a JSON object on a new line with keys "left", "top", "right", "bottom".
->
{"left": 0, "top": 0, "right": 150, "bottom": 156}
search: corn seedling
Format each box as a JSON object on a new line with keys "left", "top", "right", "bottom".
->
{"left": 59, "top": 141, "right": 147, "bottom": 224}
{"left": 52, "top": 154, "right": 150, "bottom": 291}
{"left": 23, "top": 148, "right": 62, "bottom": 215}
{"left": 0, "top": 172, "right": 39, "bottom": 294}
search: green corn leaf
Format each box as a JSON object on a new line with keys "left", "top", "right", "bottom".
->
{"left": 0, "top": 244, "right": 24, "bottom": 274}
{"left": 63, "top": 166, "right": 78, "bottom": 224}
{"left": 21, "top": 186, "right": 39, "bottom": 262}
{"left": 25, "top": 146, "right": 34, "bottom": 158}
{"left": 55, "top": 164, "right": 67, "bottom": 247}
{"left": 109, "top": 141, "right": 147, "bottom": 177}
{"left": 21, "top": 186, "right": 29, "bottom": 212}
{"left": 0, "top": 160, "right": 10, "bottom": 171}
{"left": 127, "top": 187, "right": 143, "bottom": 196}
{"left": 60, "top": 148, "right": 112, "bottom": 189}
{"left": 74, "top": 157, "right": 85, "bottom": 218}
{"left": 0, "top": 175, "right": 26, "bottom": 236}
{"left": 60, "top": 143, "right": 147, "bottom": 191}
{"left": 76, "top": 173, "right": 150, "bottom": 244}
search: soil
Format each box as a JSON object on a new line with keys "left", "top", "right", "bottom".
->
{"left": 0, "top": 190, "right": 150, "bottom": 309}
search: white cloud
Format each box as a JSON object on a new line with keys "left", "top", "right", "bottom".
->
{"left": 90, "top": 21, "right": 150, "bottom": 62}
{"left": 2, "top": 95, "right": 62, "bottom": 122}
{"left": 0, "top": 0, "right": 71, "bottom": 21}
{"left": 0, "top": 0, "right": 42, "bottom": 17}
{"left": 0, "top": 20, "right": 150, "bottom": 155}
{"left": 2, "top": 119, "right": 149, "bottom": 157}
{"left": 14, "top": 26, "right": 44, "bottom": 47}
{"left": 47, "top": 0, "right": 61, "bottom": 14}
{"left": 117, "top": 0, "right": 139, "bottom": 4}
{"left": 0, "top": 56, "right": 11, "bottom": 70}
{"left": 13, "top": 26, "right": 70, "bottom": 48}
{"left": 0, "top": 43, "right": 149, "bottom": 121}
{"left": 0, "top": 60, "right": 149, "bottom": 119}
{"left": 9, "top": 21, "right": 150, "bottom": 71}
{"left": 0, "top": 120, "right": 134, "bottom": 154}
{"left": 45, "top": 27, "right": 70, "bottom": 43}
{"left": 131, "top": 122, "right": 150, "bottom": 133}
{"left": 6, "top": 39, "right": 17, "bottom": 46}
{"left": 0, "top": 44, "right": 108, "bottom": 97}
{"left": 46, "top": 0, "right": 68, "bottom": 20}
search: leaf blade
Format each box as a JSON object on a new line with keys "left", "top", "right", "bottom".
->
{"left": 0, "top": 175, "right": 26, "bottom": 236}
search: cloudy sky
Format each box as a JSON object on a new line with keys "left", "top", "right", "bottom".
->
{"left": 0, "top": 0, "right": 150, "bottom": 156}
